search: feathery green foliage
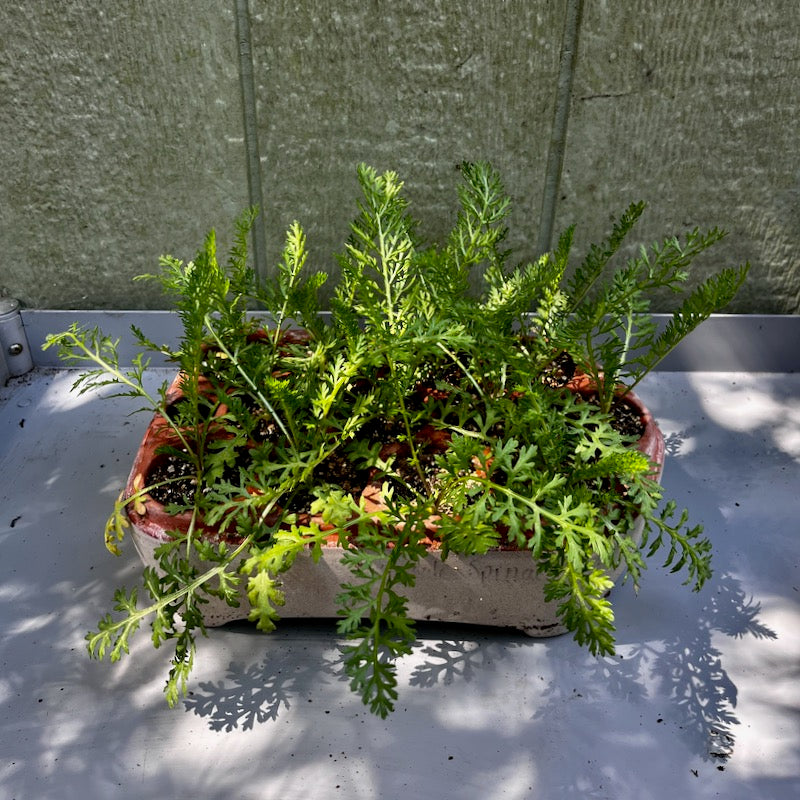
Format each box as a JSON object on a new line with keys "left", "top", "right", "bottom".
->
{"left": 46, "top": 162, "right": 747, "bottom": 717}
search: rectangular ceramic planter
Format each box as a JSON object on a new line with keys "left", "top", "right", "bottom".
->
{"left": 129, "top": 514, "right": 645, "bottom": 636}
{"left": 124, "top": 369, "right": 662, "bottom": 638}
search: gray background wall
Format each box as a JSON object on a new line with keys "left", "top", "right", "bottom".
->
{"left": 1, "top": 1, "right": 797, "bottom": 313}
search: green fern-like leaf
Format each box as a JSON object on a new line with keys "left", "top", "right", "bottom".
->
{"left": 545, "top": 566, "right": 617, "bottom": 656}
{"left": 627, "top": 263, "right": 750, "bottom": 389}
{"left": 564, "top": 201, "right": 647, "bottom": 313}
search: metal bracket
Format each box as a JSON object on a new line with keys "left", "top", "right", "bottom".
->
{"left": 0, "top": 299, "right": 34, "bottom": 383}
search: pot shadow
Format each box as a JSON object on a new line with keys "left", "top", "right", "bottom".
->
{"left": 181, "top": 562, "right": 775, "bottom": 760}
{"left": 181, "top": 443, "right": 776, "bottom": 757}
{"left": 183, "top": 497, "right": 776, "bottom": 770}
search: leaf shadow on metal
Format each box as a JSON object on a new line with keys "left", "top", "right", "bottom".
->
{"left": 407, "top": 631, "right": 523, "bottom": 689}
{"left": 181, "top": 625, "right": 344, "bottom": 732}
{"left": 535, "top": 569, "right": 776, "bottom": 766}
{"left": 180, "top": 621, "right": 523, "bottom": 731}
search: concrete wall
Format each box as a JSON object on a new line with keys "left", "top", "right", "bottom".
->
{"left": 0, "top": 1, "right": 248, "bottom": 308}
{"left": 1, "top": 1, "right": 797, "bottom": 312}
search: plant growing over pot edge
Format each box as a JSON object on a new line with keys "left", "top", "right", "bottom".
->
{"left": 46, "top": 163, "right": 749, "bottom": 717}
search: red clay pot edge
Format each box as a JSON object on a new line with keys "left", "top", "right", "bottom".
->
{"left": 566, "top": 373, "right": 665, "bottom": 482}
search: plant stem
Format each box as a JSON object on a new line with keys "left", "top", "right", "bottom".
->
{"left": 204, "top": 314, "right": 297, "bottom": 450}
{"left": 387, "top": 358, "right": 431, "bottom": 495}
{"left": 436, "top": 342, "right": 485, "bottom": 399}
{"left": 376, "top": 216, "right": 397, "bottom": 333}
{"left": 88, "top": 532, "right": 255, "bottom": 660}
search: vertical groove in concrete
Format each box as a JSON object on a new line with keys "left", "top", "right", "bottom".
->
{"left": 235, "top": 0, "right": 267, "bottom": 279}
{"left": 536, "top": 0, "right": 583, "bottom": 256}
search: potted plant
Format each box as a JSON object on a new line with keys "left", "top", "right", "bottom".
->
{"left": 46, "top": 162, "right": 748, "bottom": 717}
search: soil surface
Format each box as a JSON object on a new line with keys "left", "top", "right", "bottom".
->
{"left": 141, "top": 389, "right": 649, "bottom": 555}
{"left": 142, "top": 364, "right": 645, "bottom": 512}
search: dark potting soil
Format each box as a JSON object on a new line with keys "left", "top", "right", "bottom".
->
{"left": 279, "top": 450, "right": 372, "bottom": 514}
{"left": 145, "top": 451, "right": 200, "bottom": 507}
{"left": 143, "top": 381, "right": 644, "bottom": 512}
{"left": 145, "top": 451, "right": 241, "bottom": 507}
{"left": 144, "top": 446, "right": 370, "bottom": 513}
{"left": 371, "top": 438, "right": 444, "bottom": 501}
{"left": 541, "top": 350, "right": 576, "bottom": 388}
{"left": 608, "top": 397, "right": 645, "bottom": 438}
{"left": 165, "top": 394, "right": 281, "bottom": 444}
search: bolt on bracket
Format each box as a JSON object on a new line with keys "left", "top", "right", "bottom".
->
{"left": 0, "top": 299, "right": 34, "bottom": 383}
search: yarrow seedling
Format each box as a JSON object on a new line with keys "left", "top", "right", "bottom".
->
{"left": 46, "top": 162, "right": 748, "bottom": 717}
